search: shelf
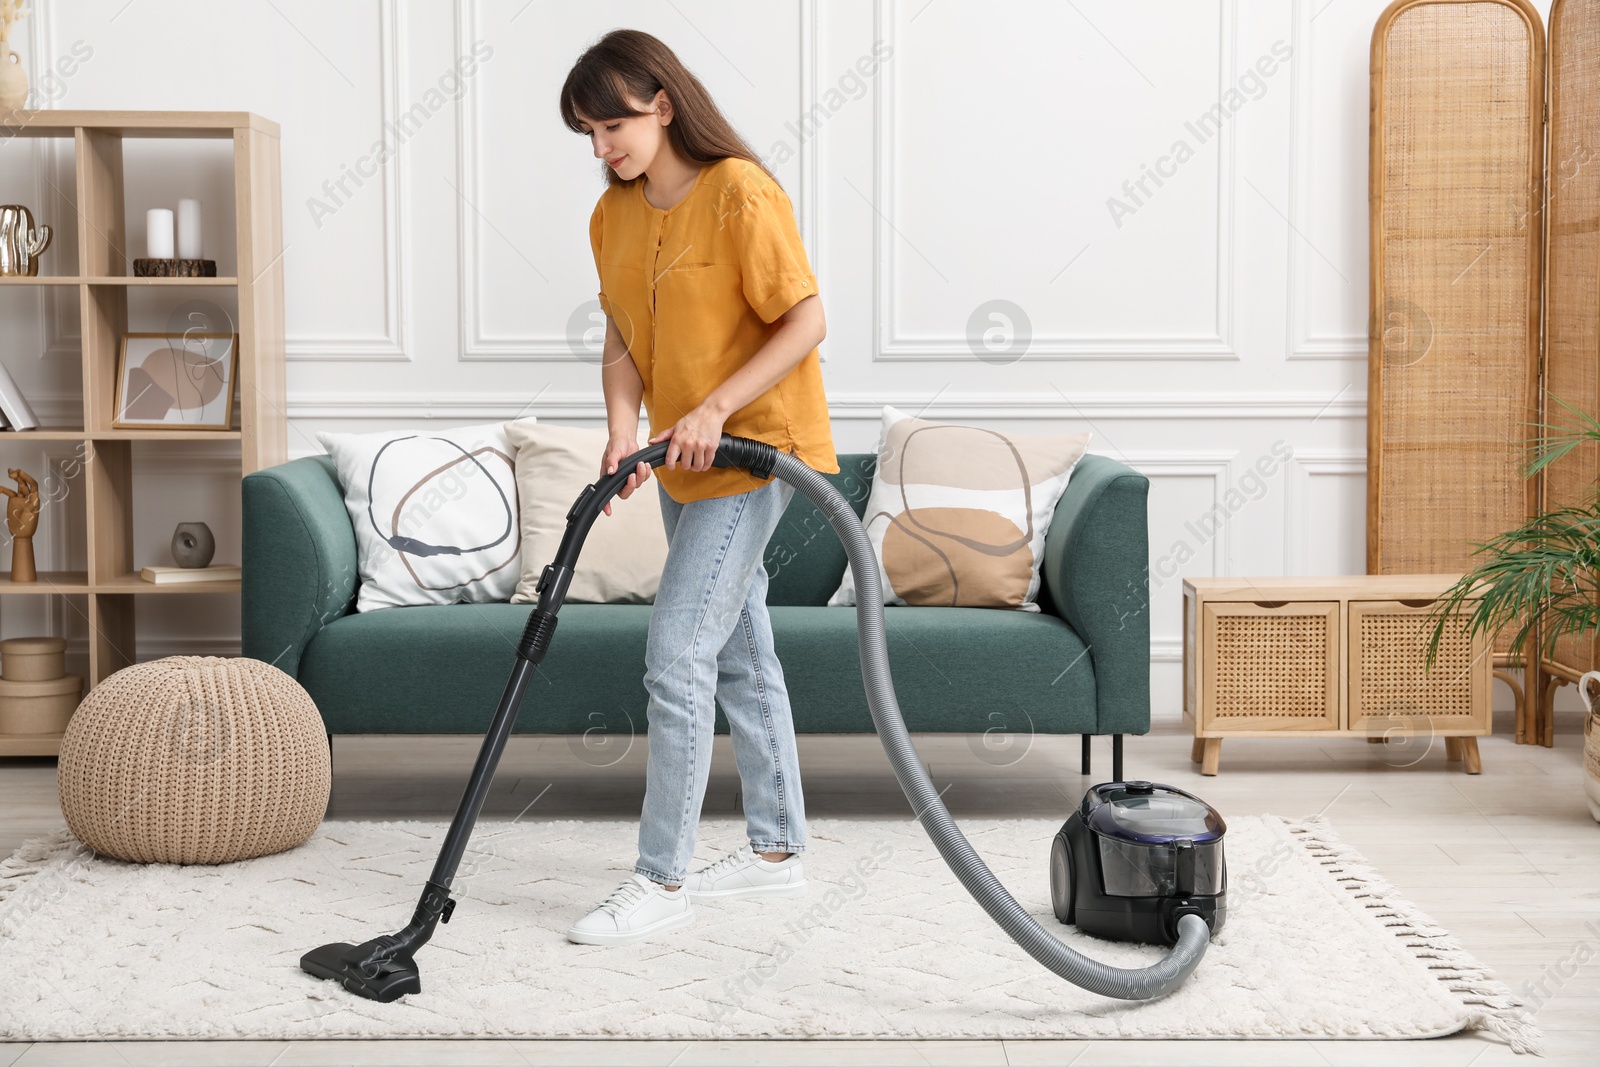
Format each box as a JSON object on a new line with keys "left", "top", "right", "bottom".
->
{"left": 96, "top": 573, "right": 241, "bottom": 594}
{"left": 0, "top": 276, "right": 239, "bottom": 286}
{"left": 0, "top": 732, "right": 64, "bottom": 757}
{"left": 0, "top": 110, "right": 285, "bottom": 695}
{"left": 0, "top": 571, "right": 90, "bottom": 592}
{"left": 0, "top": 429, "right": 242, "bottom": 441}
{"left": 0, "top": 571, "right": 239, "bottom": 594}
{"left": 0, "top": 109, "right": 279, "bottom": 137}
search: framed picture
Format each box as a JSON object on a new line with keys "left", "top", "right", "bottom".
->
{"left": 113, "top": 332, "right": 239, "bottom": 430}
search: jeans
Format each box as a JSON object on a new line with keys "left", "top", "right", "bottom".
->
{"left": 634, "top": 475, "right": 808, "bottom": 887}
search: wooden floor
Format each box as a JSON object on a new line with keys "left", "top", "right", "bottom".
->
{"left": 1, "top": 709, "right": 1595, "bottom": 1065}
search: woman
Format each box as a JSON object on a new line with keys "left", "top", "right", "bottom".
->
{"left": 559, "top": 29, "right": 839, "bottom": 945}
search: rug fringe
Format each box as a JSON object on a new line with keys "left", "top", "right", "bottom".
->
{"left": 1284, "top": 815, "right": 1545, "bottom": 1056}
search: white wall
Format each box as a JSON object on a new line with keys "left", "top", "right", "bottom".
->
{"left": 0, "top": 0, "right": 1556, "bottom": 717}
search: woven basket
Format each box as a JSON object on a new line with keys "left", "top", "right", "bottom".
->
{"left": 57, "top": 655, "right": 331, "bottom": 864}
{"left": 1584, "top": 673, "right": 1600, "bottom": 822}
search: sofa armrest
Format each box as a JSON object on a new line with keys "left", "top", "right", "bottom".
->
{"left": 1040, "top": 453, "right": 1151, "bottom": 736}
{"left": 242, "top": 454, "right": 359, "bottom": 679}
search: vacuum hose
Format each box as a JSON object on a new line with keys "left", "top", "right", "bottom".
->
{"left": 742, "top": 440, "right": 1210, "bottom": 1000}
{"left": 300, "top": 433, "right": 1208, "bottom": 1003}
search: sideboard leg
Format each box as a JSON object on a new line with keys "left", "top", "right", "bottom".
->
{"left": 1112, "top": 735, "right": 1123, "bottom": 783}
{"left": 1461, "top": 736, "right": 1482, "bottom": 775}
{"left": 1200, "top": 738, "right": 1222, "bottom": 776}
{"left": 1444, "top": 736, "right": 1463, "bottom": 762}
{"left": 1081, "top": 734, "right": 1091, "bottom": 775}
{"left": 1190, "top": 737, "right": 1204, "bottom": 764}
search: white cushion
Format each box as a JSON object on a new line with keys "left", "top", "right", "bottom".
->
{"left": 504, "top": 421, "right": 668, "bottom": 605}
{"left": 317, "top": 421, "right": 524, "bottom": 612}
{"left": 827, "top": 406, "right": 1090, "bottom": 611}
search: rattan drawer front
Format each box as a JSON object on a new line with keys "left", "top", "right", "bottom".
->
{"left": 1199, "top": 601, "right": 1340, "bottom": 731}
{"left": 1348, "top": 599, "right": 1491, "bottom": 732}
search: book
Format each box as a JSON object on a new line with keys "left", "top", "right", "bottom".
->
{"left": 0, "top": 357, "right": 38, "bottom": 431}
{"left": 139, "top": 564, "right": 241, "bottom": 584}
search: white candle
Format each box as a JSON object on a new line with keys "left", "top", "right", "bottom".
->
{"left": 176, "top": 199, "right": 201, "bottom": 259}
{"left": 147, "top": 208, "right": 174, "bottom": 259}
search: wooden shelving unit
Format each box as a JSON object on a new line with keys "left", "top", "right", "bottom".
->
{"left": 0, "top": 111, "right": 287, "bottom": 757}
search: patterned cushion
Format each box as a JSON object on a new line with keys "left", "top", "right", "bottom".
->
{"left": 827, "top": 407, "right": 1090, "bottom": 610}
{"left": 316, "top": 421, "right": 524, "bottom": 612}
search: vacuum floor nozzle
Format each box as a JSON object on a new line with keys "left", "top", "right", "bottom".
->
{"left": 300, "top": 940, "right": 421, "bottom": 1003}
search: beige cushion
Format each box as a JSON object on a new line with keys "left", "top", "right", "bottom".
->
{"left": 504, "top": 421, "right": 668, "bottom": 605}
{"left": 828, "top": 406, "right": 1091, "bottom": 611}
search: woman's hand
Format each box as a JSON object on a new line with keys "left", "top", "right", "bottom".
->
{"left": 600, "top": 432, "right": 650, "bottom": 517}
{"left": 653, "top": 404, "right": 727, "bottom": 473}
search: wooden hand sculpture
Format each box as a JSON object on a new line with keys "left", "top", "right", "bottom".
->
{"left": 0, "top": 467, "right": 40, "bottom": 581}
{"left": 0, "top": 468, "right": 40, "bottom": 536}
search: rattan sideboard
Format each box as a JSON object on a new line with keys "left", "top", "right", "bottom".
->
{"left": 1182, "top": 575, "right": 1491, "bottom": 776}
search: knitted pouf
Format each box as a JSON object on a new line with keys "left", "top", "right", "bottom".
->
{"left": 57, "top": 655, "right": 331, "bottom": 864}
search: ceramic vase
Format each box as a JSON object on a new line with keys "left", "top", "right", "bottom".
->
{"left": 0, "top": 45, "right": 29, "bottom": 110}
{"left": 171, "top": 521, "right": 215, "bottom": 568}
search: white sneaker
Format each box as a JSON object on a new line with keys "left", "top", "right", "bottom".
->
{"left": 683, "top": 844, "right": 807, "bottom": 901}
{"left": 565, "top": 873, "right": 694, "bottom": 945}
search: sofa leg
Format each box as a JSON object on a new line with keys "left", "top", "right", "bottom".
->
{"left": 1112, "top": 735, "right": 1123, "bottom": 783}
{"left": 1081, "top": 734, "right": 1091, "bottom": 775}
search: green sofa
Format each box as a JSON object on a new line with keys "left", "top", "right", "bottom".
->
{"left": 241, "top": 451, "right": 1150, "bottom": 779}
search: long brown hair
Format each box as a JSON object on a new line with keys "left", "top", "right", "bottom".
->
{"left": 559, "top": 29, "right": 779, "bottom": 191}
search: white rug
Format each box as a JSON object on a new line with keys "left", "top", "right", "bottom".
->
{"left": 0, "top": 814, "right": 1540, "bottom": 1050}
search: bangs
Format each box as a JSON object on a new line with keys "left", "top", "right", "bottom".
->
{"left": 561, "top": 65, "right": 651, "bottom": 133}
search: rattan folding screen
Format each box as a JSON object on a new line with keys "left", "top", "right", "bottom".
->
{"left": 1369, "top": 0, "right": 1544, "bottom": 741}
{"left": 1535, "top": 0, "right": 1600, "bottom": 744}
{"left": 1370, "top": 0, "right": 1600, "bottom": 748}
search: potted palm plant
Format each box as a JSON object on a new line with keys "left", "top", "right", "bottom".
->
{"left": 1425, "top": 396, "right": 1600, "bottom": 822}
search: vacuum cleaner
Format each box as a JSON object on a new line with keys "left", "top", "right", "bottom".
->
{"left": 301, "top": 434, "right": 1224, "bottom": 1003}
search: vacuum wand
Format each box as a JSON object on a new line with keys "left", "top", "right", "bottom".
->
{"left": 300, "top": 433, "right": 1210, "bottom": 1003}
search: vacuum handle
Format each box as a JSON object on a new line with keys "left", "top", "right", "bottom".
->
{"left": 537, "top": 434, "right": 784, "bottom": 609}
{"left": 606, "top": 432, "right": 778, "bottom": 480}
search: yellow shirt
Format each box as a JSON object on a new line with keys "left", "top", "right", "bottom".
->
{"left": 589, "top": 157, "right": 839, "bottom": 504}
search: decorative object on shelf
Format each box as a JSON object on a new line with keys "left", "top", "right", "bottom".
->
{"left": 131, "top": 257, "right": 216, "bottom": 278}
{"left": 1, "top": 634, "right": 63, "bottom": 679}
{"left": 133, "top": 198, "right": 215, "bottom": 276}
{"left": 0, "top": 2, "right": 31, "bottom": 110}
{"left": 0, "top": 352, "right": 38, "bottom": 430}
{"left": 0, "top": 636, "right": 80, "bottom": 736}
{"left": 113, "top": 331, "right": 238, "bottom": 429}
{"left": 140, "top": 563, "right": 239, "bottom": 585}
{"left": 0, "top": 203, "right": 50, "bottom": 276}
{"left": 145, "top": 207, "right": 173, "bottom": 258}
{"left": 57, "top": 655, "right": 331, "bottom": 864}
{"left": 170, "top": 520, "right": 215, "bottom": 567}
{"left": 0, "top": 465, "right": 38, "bottom": 581}
{"left": 176, "top": 197, "right": 201, "bottom": 258}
